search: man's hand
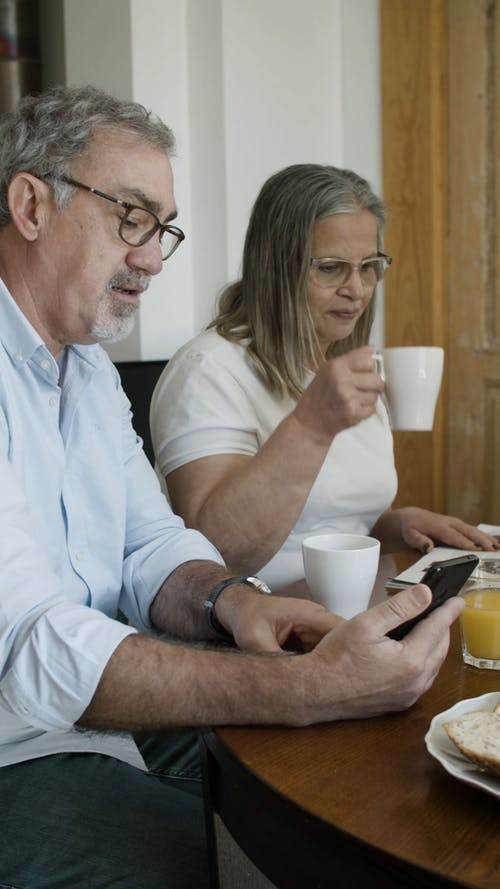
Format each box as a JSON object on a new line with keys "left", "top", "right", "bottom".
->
{"left": 222, "top": 592, "right": 343, "bottom": 653}
{"left": 293, "top": 583, "right": 464, "bottom": 724}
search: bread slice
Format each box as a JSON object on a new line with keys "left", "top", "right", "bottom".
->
{"left": 444, "top": 710, "right": 500, "bottom": 777}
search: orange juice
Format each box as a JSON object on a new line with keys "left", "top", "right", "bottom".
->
{"left": 461, "top": 588, "right": 500, "bottom": 666}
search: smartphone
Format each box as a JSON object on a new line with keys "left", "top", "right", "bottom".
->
{"left": 386, "top": 553, "right": 479, "bottom": 640}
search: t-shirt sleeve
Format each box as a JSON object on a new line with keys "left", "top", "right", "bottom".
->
{"left": 151, "top": 347, "right": 260, "bottom": 477}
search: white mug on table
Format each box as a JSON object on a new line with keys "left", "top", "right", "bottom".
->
{"left": 302, "top": 533, "right": 380, "bottom": 618}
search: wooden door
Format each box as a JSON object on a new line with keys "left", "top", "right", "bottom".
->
{"left": 381, "top": 0, "right": 500, "bottom": 524}
{"left": 380, "top": 0, "right": 448, "bottom": 514}
{"left": 447, "top": 0, "right": 500, "bottom": 523}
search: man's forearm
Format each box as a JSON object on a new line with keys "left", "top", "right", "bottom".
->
{"left": 79, "top": 584, "right": 464, "bottom": 732}
{"left": 79, "top": 632, "right": 303, "bottom": 731}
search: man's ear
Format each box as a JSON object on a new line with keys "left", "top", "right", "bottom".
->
{"left": 7, "top": 173, "right": 52, "bottom": 242}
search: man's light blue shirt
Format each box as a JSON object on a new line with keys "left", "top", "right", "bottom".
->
{"left": 0, "top": 280, "right": 224, "bottom": 768}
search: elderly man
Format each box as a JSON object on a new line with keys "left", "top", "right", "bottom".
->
{"left": 0, "top": 85, "right": 463, "bottom": 888}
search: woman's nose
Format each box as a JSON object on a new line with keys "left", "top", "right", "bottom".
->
{"left": 338, "top": 265, "right": 366, "bottom": 298}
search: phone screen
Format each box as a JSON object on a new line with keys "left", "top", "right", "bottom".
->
{"left": 387, "top": 554, "right": 479, "bottom": 641}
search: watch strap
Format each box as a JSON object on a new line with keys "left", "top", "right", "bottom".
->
{"left": 203, "top": 575, "right": 272, "bottom": 640}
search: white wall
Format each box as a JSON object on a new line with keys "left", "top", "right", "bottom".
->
{"left": 42, "top": 0, "right": 383, "bottom": 360}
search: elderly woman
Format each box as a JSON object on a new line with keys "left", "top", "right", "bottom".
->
{"left": 150, "top": 164, "right": 497, "bottom": 591}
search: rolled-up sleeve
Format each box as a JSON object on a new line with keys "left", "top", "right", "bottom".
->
{"left": 0, "top": 457, "right": 137, "bottom": 731}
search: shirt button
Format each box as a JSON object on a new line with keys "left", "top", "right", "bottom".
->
{"left": 14, "top": 352, "right": 24, "bottom": 362}
{"left": 41, "top": 358, "right": 51, "bottom": 371}
{"left": 75, "top": 551, "right": 85, "bottom": 562}
{"left": 49, "top": 396, "right": 58, "bottom": 407}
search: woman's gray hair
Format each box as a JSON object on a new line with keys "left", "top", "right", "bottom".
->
{"left": 0, "top": 84, "right": 175, "bottom": 227}
{"left": 211, "top": 163, "right": 387, "bottom": 399}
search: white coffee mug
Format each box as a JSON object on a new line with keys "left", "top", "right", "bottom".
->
{"left": 375, "top": 346, "right": 444, "bottom": 431}
{"left": 302, "top": 533, "right": 380, "bottom": 618}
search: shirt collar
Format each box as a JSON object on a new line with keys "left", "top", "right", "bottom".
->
{"left": 0, "top": 277, "right": 104, "bottom": 371}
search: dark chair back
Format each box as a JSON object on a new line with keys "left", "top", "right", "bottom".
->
{"left": 114, "top": 359, "right": 167, "bottom": 465}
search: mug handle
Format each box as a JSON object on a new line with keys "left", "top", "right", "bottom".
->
{"left": 372, "top": 351, "right": 385, "bottom": 381}
{"left": 372, "top": 351, "right": 394, "bottom": 428}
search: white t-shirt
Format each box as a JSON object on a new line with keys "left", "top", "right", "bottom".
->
{"left": 151, "top": 330, "right": 398, "bottom": 590}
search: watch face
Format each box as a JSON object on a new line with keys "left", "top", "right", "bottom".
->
{"left": 247, "top": 576, "right": 272, "bottom": 595}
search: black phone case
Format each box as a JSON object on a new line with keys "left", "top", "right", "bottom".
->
{"left": 387, "top": 554, "right": 479, "bottom": 641}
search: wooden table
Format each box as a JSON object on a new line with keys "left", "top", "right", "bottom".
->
{"left": 202, "top": 552, "right": 500, "bottom": 889}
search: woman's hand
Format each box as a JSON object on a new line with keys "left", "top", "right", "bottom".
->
{"left": 294, "top": 345, "right": 384, "bottom": 442}
{"left": 372, "top": 506, "right": 499, "bottom": 554}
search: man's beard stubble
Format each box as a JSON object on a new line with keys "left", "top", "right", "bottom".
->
{"left": 91, "top": 271, "right": 150, "bottom": 343}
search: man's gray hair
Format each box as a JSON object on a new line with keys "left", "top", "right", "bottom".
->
{"left": 0, "top": 84, "right": 175, "bottom": 227}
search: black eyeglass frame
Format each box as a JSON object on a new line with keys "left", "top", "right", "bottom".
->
{"left": 45, "top": 174, "right": 185, "bottom": 261}
{"left": 309, "top": 252, "right": 392, "bottom": 287}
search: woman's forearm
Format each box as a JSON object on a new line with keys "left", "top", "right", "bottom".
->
{"left": 168, "top": 411, "right": 332, "bottom": 573}
{"left": 370, "top": 509, "right": 406, "bottom": 553}
{"left": 167, "top": 350, "right": 384, "bottom": 575}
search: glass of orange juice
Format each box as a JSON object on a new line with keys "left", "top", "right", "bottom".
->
{"left": 460, "top": 583, "right": 500, "bottom": 670}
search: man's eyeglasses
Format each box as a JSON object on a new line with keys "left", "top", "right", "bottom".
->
{"left": 46, "top": 174, "right": 185, "bottom": 261}
{"left": 309, "top": 253, "right": 392, "bottom": 289}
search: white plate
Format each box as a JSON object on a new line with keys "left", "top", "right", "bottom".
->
{"left": 424, "top": 691, "right": 500, "bottom": 799}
